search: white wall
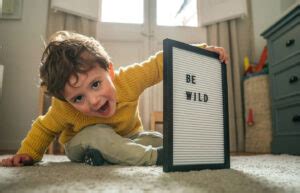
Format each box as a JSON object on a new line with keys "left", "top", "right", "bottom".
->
{"left": 251, "top": 0, "right": 296, "bottom": 62}
{"left": 0, "top": 0, "right": 48, "bottom": 150}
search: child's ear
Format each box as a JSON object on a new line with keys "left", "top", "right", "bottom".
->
{"left": 108, "top": 63, "right": 115, "bottom": 80}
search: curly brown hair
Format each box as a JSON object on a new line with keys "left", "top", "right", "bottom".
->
{"left": 40, "top": 31, "right": 111, "bottom": 101}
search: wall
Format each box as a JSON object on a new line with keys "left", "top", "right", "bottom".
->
{"left": 251, "top": 0, "right": 296, "bottom": 62}
{"left": 0, "top": 0, "right": 48, "bottom": 150}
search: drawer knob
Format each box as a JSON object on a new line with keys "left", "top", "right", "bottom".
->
{"left": 292, "top": 115, "right": 300, "bottom": 122}
{"left": 286, "top": 39, "right": 295, "bottom": 47}
{"left": 289, "top": 76, "right": 298, "bottom": 84}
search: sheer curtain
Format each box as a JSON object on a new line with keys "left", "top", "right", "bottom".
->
{"left": 139, "top": 80, "right": 163, "bottom": 131}
{"left": 46, "top": 8, "right": 97, "bottom": 40}
{"left": 206, "top": 0, "right": 254, "bottom": 152}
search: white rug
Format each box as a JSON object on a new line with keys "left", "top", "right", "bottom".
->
{"left": 0, "top": 154, "right": 299, "bottom": 193}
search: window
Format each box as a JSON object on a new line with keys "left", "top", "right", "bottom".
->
{"left": 0, "top": 0, "right": 23, "bottom": 19}
{"left": 101, "top": 0, "right": 144, "bottom": 24}
{"left": 157, "top": 0, "right": 198, "bottom": 27}
{"left": 101, "top": 0, "right": 198, "bottom": 27}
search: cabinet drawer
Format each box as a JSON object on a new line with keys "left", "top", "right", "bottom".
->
{"left": 273, "top": 60, "right": 300, "bottom": 100}
{"left": 274, "top": 102, "right": 300, "bottom": 136}
{"left": 271, "top": 23, "right": 300, "bottom": 64}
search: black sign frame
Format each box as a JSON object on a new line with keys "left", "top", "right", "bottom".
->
{"left": 163, "top": 39, "right": 230, "bottom": 172}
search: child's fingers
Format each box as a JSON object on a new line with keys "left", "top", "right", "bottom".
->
{"left": 205, "top": 46, "right": 228, "bottom": 64}
{"left": 218, "top": 47, "right": 229, "bottom": 64}
{"left": 224, "top": 54, "right": 229, "bottom": 64}
{"left": 2, "top": 158, "right": 9, "bottom": 166}
{"left": 216, "top": 47, "right": 225, "bottom": 62}
{"left": 1, "top": 158, "right": 13, "bottom": 167}
{"left": 13, "top": 156, "right": 22, "bottom": 166}
{"left": 1, "top": 155, "right": 33, "bottom": 167}
{"left": 221, "top": 52, "right": 229, "bottom": 64}
{"left": 0, "top": 159, "right": 4, "bottom": 166}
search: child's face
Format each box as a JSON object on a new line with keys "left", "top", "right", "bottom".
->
{"left": 63, "top": 64, "right": 117, "bottom": 118}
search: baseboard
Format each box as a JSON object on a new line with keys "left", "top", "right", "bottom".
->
{"left": 0, "top": 140, "right": 20, "bottom": 151}
{"left": 230, "top": 152, "right": 269, "bottom": 156}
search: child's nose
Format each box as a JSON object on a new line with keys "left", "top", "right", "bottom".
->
{"left": 88, "top": 95, "right": 100, "bottom": 108}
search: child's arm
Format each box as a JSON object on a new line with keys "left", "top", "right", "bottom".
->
{"left": 0, "top": 114, "right": 60, "bottom": 167}
{"left": 116, "top": 43, "right": 227, "bottom": 100}
{"left": 115, "top": 51, "right": 164, "bottom": 100}
{"left": 0, "top": 117, "right": 55, "bottom": 167}
{"left": 1, "top": 99, "right": 74, "bottom": 167}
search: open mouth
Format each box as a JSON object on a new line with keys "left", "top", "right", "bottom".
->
{"left": 98, "top": 101, "right": 110, "bottom": 113}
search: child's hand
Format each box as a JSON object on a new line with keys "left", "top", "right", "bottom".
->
{"left": 0, "top": 154, "right": 33, "bottom": 167}
{"left": 205, "top": 46, "right": 229, "bottom": 64}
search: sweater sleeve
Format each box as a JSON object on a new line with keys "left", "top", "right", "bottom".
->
{"left": 116, "top": 43, "right": 208, "bottom": 100}
{"left": 17, "top": 99, "right": 73, "bottom": 161}
{"left": 115, "top": 51, "right": 164, "bottom": 100}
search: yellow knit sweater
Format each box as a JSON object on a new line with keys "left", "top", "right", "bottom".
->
{"left": 17, "top": 44, "right": 207, "bottom": 161}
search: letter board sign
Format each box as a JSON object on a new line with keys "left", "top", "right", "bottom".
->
{"left": 163, "top": 39, "right": 230, "bottom": 172}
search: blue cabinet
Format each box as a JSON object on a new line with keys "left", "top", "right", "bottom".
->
{"left": 262, "top": 5, "right": 300, "bottom": 155}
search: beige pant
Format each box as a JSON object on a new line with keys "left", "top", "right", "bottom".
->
{"left": 64, "top": 124, "right": 163, "bottom": 166}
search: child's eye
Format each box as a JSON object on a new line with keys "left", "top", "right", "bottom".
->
{"left": 92, "top": 81, "right": 101, "bottom": 89}
{"left": 73, "top": 95, "right": 83, "bottom": 103}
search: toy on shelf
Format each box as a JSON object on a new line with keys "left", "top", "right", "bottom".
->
{"left": 255, "top": 46, "right": 268, "bottom": 73}
{"left": 243, "top": 46, "right": 269, "bottom": 79}
{"left": 243, "top": 56, "right": 253, "bottom": 75}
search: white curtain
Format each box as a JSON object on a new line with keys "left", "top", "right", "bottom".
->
{"left": 46, "top": 5, "right": 97, "bottom": 40}
{"left": 139, "top": 81, "right": 163, "bottom": 131}
{"left": 206, "top": 0, "right": 254, "bottom": 152}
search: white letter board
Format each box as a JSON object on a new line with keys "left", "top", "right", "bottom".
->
{"left": 163, "top": 39, "right": 230, "bottom": 172}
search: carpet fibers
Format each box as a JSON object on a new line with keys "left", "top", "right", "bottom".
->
{"left": 0, "top": 154, "right": 299, "bottom": 193}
